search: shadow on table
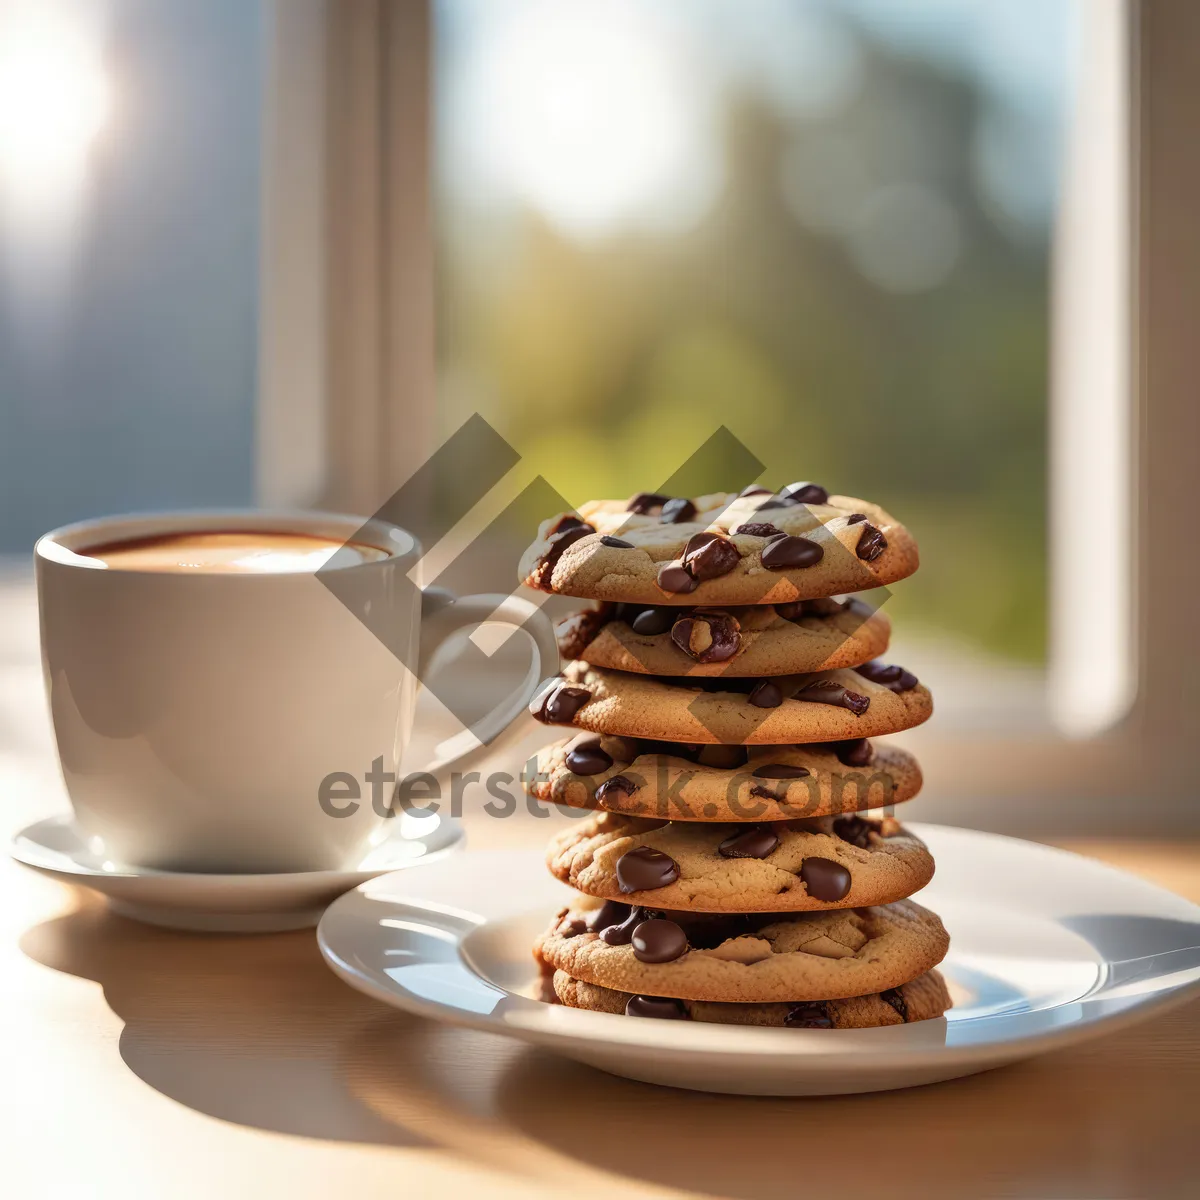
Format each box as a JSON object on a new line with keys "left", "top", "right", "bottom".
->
{"left": 20, "top": 890, "right": 1200, "bottom": 1197}
{"left": 19, "top": 888, "right": 431, "bottom": 1147}
{"left": 340, "top": 999, "right": 1200, "bottom": 1200}
{"left": 496, "top": 1048, "right": 1198, "bottom": 1198}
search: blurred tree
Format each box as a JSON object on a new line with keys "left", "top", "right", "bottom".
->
{"left": 436, "top": 8, "right": 1051, "bottom": 661}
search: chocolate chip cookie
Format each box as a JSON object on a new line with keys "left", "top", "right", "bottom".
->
{"left": 530, "top": 661, "right": 932, "bottom": 745}
{"left": 524, "top": 480, "right": 945, "bottom": 1033}
{"left": 556, "top": 596, "right": 890, "bottom": 677}
{"left": 551, "top": 968, "right": 952, "bottom": 1027}
{"left": 529, "top": 734, "right": 921, "bottom": 821}
{"left": 546, "top": 811, "right": 934, "bottom": 912}
{"left": 519, "top": 487, "right": 919, "bottom": 605}
{"left": 535, "top": 898, "right": 948, "bottom": 1003}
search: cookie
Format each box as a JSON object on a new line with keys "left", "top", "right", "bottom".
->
{"left": 528, "top": 734, "right": 921, "bottom": 822}
{"left": 535, "top": 898, "right": 948, "bottom": 1003}
{"left": 546, "top": 811, "right": 934, "bottom": 912}
{"left": 530, "top": 661, "right": 932, "bottom": 745}
{"left": 551, "top": 968, "right": 951, "bottom": 1027}
{"left": 557, "top": 596, "right": 890, "bottom": 678}
{"left": 519, "top": 487, "right": 919, "bottom": 605}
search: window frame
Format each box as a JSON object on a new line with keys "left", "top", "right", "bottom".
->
{"left": 259, "top": 0, "right": 435, "bottom": 517}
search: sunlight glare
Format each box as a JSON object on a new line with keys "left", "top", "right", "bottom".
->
{"left": 0, "top": 1, "right": 110, "bottom": 225}
{"left": 463, "top": 0, "right": 714, "bottom": 238}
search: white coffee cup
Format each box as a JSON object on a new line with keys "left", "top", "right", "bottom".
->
{"left": 34, "top": 510, "right": 558, "bottom": 873}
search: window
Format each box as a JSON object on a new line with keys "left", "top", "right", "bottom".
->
{"left": 434, "top": 0, "right": 1071, "bottom": 725}
{"left": 0, "top": 0, "right": 263, "bottom": 552}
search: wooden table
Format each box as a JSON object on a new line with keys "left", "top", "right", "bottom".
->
{"left": 1, "top": 802, "right": 1198, "bottom": 1199}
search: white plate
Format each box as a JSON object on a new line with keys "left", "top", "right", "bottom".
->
{"left": 11, "top": 810, "right": 464, "bottom": 933}
{"left": 317, "top": 824, "right": 1200, "bottom": 1095}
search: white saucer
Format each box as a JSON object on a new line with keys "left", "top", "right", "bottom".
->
{"left": 11, "top": 810, "right": 464, "bottom": 933}
{"left": 317, "top": 824, "right": 1200, "bottom": 1095}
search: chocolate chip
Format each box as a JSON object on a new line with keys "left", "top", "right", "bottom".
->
{"left": 829, "top": 737, "right": 873, "bottom": 767}
{"left": 718, "top": 825, "right": 780, "bottom": 859}
{"left": 565, "top": 737, "right": 613, "bottom": 776}
{"left": 784, "top": 1002, "right": 833, "bottom": 1029}
{"left": 880, "top": 987, "right": 908, "bottom": 1021}
{"left": 681, "top": 531, "right": 741, "bottom": 581}
{"left": 748, "top": 680, "right": 783, "bottom": 708}
{"left": 627, "top": 492, "right": 669, "bottom": 514}
{"left": 761, "top": 534, "right": 824, "bottom": 570}
{"left": 833, "top": 815, "right": 875, "bottom": 849}
{"left": 739, "top": 484, "right": 774, "bottom": 497}
{"left": 855, "top": 660, "right": 919, "bottom": 692}
{"left": 545, "top": 685, "right": 593, "bottom": 722}
{"left": 855, "top": 523, "right": 888, "bottom": 562}
{"left": 623, "top": 605, "right": 672, "bottom": 635}
{"left": 657, "top": 562, "right": 698, "bottom": 594}
{"left": 774, "top": 601, "right": 806, "bottom": 621}
{"left": 586, "top": 899, "right": 631, "bottom": 934}
{"left": 781, "top": 482, "right": 829, "bottom": 505}
{"left": 599, "top": 904, "right": 649, "bottom": 945}
{"left": 750, "top": 784, "right": 783, "bottom": 801}
{"left": 695, "top": 744, "right": 748, "bottom": 769}
{"left": 660, "top": 497, "right": 697, "bottom": 524}
{"left": 549, "top": 514, "right": 588, "bottom": 534}
{"left": 595, "top": 774, "right": 638, "bottom": 802}
{"left": 535, "top": 522, "right": 595, "bottom": 582}
{"left": 799, "top": 857, "right": 852, "bottom": 901}
{"left": 795, "top": 680, "right": 870, "bottom": 715}
{"left": 846, "top": 513, "right": 868, "bottom": 525}
{"left": 752, "top": 763, "right": 811, "bottom": 779}
{"left": 599, "top": 535, "right": 634, "bottom": 548}
{"left": 615, "top": 846, "right": 680, "bottom": 893}
{"left": 670, "top": 609, "right": 740, "bottom": 663}
{"left": 595, "top": 907, "right": 652, "bottom": 945}
{"left": 625, "top": 995, "right": 689, "bottom": 1019}
{"left": 563, "top": 918, "right": 588, "bottom": 936}
{"left": 732, "top": 521, "right": 782, "bottom": 537}
{"left": 530, "top": 682, "right": 592, "bottom": 724}
{"left": 631, "top": 917, "right": 689, "bottom": 963}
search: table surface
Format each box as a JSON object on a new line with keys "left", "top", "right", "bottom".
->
{"left": 1, "top": 806, "right": 1198, "bottom": 1199}
{"left": 2, "top": 574, "right": 1199, "bottom": 1199}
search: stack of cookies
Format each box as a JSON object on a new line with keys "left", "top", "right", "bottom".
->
{"left": 520, "top": 483, "right": 951, "bottom": 1029}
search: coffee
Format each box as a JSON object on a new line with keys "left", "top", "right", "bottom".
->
{"left": 81, "top": 530, "right": 388, "bottom": 573}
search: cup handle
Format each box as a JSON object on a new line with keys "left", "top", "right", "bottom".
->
{"left": 415, "top": 590, "right": 560, "bottom": 779}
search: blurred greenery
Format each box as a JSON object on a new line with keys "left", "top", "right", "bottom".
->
{"left": 435, "top": 10, "right": 1052, "bottom": 663}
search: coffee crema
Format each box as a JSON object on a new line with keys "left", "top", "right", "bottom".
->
{"left": 81, "top": 531, "right": 389, "bottom": 574}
